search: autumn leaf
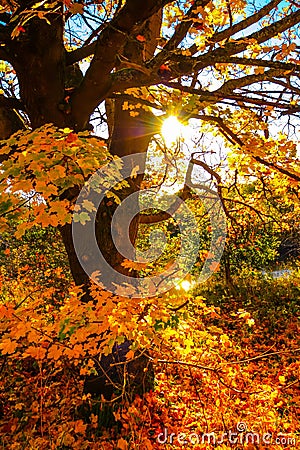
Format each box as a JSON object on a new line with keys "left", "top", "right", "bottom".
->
{"left": 73, "top": 211, "right": 91, "bottom": 225}
{"left": 279, "top": 375, "right": 286, "bottom": 384}
{"left": 82, "top": 199, "right": 96, "bottom": 212}
{"left": 125, "top": 350, "right": 134, "bottom": 360}
{"left": 130, "top": 165, "right": 139, "bottom": 178}
{"left": 74, "top": 419, "right": 87, "bottom": 434}
{"left": 117, "top": 438, "right": 128, "bottom": 450}
{"left": 0, "top": 338, "right": 18, "bottom": 354}
{"left": 70, "top": 3, "right": 84, "bottom": 15}
{"left": 24, "top": 346, "right": 47, "bottom": 360}
{"left": 209, "top": 261, "right": 220, "bottom": 272}
{"left": 47, "top": 344, "right": 63, "bottom": 361}
{"left": 136, "top": 34, "right": 146, "bottom": 42}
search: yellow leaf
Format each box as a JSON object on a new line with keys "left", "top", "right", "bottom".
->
{"left": 62, "top": 127, "right": 73, "bottom": 134}
{"left": 130, "top": 165, "right": 139, "bottom": 178}
{"left": 82, "top": 199, "right": 96, "bottom": 212}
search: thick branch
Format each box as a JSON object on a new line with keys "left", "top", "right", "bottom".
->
{"left": 108, "top": 9, "right": 300, "bottom": 98}
{"left": 66, "top": 42, "right": 96, "bottom": 66}
{"left": 170, "top": 8, "right": 300, "bottom": 75}
{"left": 71, "top": 0, "right": 172, "bottom": 129}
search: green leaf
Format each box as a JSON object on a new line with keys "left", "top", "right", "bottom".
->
{"left": 73, "top": 211, "right": 91, "bottom": 225}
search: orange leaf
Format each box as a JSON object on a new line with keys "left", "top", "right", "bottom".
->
{"left": 126, "top": 350, "right": 134, "bottom": 360}
{"left": 24, "top": 346, "right": 47, "bottom": 360}
{"left": 47, "top": 344, "right": 62, "bottom": 361}
{"left": 117, "top": 438, "right": 128, "bottom": 450}
{"left": 209, "top": 261, "right": 220, "bottom": 272}
{"left": 0, "top": 338, "right": 18, "bottom": 355}
{"left": 74, "top": 419, "right": 87, "bottom": 434}
{"left": 136, "top": 35, "right": 146, "bottom": 42}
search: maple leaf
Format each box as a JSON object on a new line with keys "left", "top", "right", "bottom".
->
{"left": 13, "top": 322, "right": 31, "bottom": 339}
{"left": 74, "top": 419, "right": 87, "bottom": 434}
{"left": 24, "top": 346, "right": 47, "bottom": 360}
{"left": 279, "top": 375, "right": 286, "bottom": 384}
{"left": 73, "top": 211, "right": 91, "bottom": 225}
{"left": 82, "top": 199, "right": 96, "bottom": 212}
{"left": 0, "top": 338, "right": 18, "bottom": 354}
{"left": 65, "top": 132, "right": 77, "bottom": 143}
{"left": 130, "top": 165, "right": 139, "bottom": 178}
{"left": 47, "top": 344, "right": 63, "bottom": 361}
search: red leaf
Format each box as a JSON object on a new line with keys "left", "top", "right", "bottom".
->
{"left": 136, "top": 35, "right": 146, "bottom": 43}
{"left": 65, "top": 133, "right": 77, "bottom": 144}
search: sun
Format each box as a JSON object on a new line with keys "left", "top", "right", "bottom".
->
{"left": 161, "top": 116, "right": 183, "bottom": 146}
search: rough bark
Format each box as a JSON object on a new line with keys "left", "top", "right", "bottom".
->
{"left": 77, "top": 14, "right": 162, "bottom": 397}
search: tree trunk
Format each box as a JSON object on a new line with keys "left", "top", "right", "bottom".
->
{"left": 60, "top": 12, "right": 162, "bottom": 400}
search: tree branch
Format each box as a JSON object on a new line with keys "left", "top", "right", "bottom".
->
{"left": 169, "top": 8, "right": 300, "bottom": 75}
{"left": 150, "top": 0, "right": 211, "bottom": 67}
{"left": 215, "top": 56, "right": 300, "bottom": 73}
{"left": 66, "top": 42, "right": 96, "bottom": 66}
{"left": 210, "top": 0, "right": 281, "bottom": 43}
{"left": 70, "top": 0, "right": 173, "bottom": 129}
{"left": 139, "top": 184, "right": 192, "bottom": 224}
{"left": 212, "top": 68, "right": 284, "bottom": 95}
{"left": 200, "top": 116, "right": 300, "bottom": 182}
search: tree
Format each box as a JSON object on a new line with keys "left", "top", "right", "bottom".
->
{"left": 0, "top": 0, "right": 299, "bottom": 400}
